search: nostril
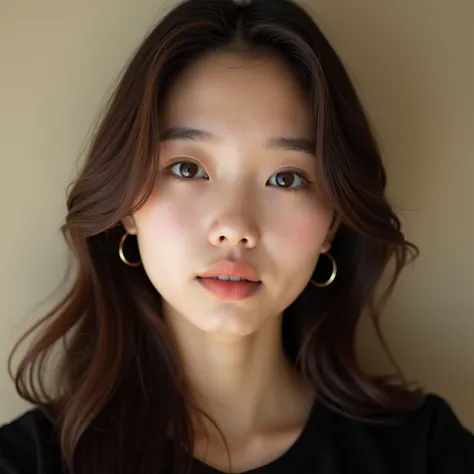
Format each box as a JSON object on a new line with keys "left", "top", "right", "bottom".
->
{"left": 214, "top": 235, "right": 252, "bottom": 246}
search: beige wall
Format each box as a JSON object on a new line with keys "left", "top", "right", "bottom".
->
{"left": 1, "top": 0, "right": 472, "bottom": 427}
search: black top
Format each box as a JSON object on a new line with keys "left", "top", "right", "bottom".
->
{"left": 0, "top": 394, "right": 473, "bottom": 473}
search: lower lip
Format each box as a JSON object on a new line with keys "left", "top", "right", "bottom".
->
{"left": 197, "top": 277, "right": 262, "bottom": 300}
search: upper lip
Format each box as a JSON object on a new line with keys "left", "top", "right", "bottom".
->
{"left": 198, "top": 259, "right": 260, "bottom": 282}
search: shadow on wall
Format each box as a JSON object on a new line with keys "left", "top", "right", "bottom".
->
{"left": 305, "top": 0, "right": 474, "bottom": 428}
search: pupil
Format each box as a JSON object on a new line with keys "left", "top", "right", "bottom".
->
{"left": 181, "top": 163, "right": 196, "bottom": 178}
{"left": 277, "top": 172, "right": 294, "bottom": 187}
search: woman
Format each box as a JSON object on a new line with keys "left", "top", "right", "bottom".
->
{"left": 1, "top": 0, "right": 472, "bottom": 473}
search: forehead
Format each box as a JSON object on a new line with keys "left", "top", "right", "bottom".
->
{"left": 161, "top": 51, "right": 313, "bottom": 139}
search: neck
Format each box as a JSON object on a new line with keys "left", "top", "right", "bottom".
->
{"left": 164, "top": 306, "right": 315, "bottom": 443}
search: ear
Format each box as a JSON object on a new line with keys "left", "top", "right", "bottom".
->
{"left": 320, "top": 213, "right": 340, "bottom": 254}
{"left": 122, "top": 215, "right": 138, "bottom": 235}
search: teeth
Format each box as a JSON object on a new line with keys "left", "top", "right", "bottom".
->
{"left": 212, "top": 276, "right": 248, "bottom": 282}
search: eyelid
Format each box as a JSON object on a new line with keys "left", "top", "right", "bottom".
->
{"left": 273, "top": 167, "right": 311, "bottom": 182}
{"left": 267, "top": 168, "right": 312, "bottom": 190}
{"left": 164, "top": 157, "right": 203, "bottom": 168}
{"left": 164, "top": 158, "right": 209, "bottom": 179}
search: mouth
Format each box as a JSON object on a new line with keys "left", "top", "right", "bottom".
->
{"left": 196, "top": 276, "right": 262, "bottom": 300}
{"left": 201, "top": 276, "right": 254, "bottom": 282}
{"left": 196, "top": 259, "right": 262, "bottom": 300}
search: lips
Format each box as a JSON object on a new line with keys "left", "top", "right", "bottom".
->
{"left": 197, "top": 259, "right": 262, "bottom": 300}
{"left": 198, "top": 259, "right": 260, "bottom": 282}
{"left": 197, "top": 277, "right": 261, "bottom": 300}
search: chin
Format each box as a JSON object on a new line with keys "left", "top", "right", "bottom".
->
{"left": 194, "top": 309, "right": 265, "bottom": 337}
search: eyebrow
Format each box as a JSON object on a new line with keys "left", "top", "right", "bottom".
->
{"left": 159, "top": 126, "right": 316, "bottom": 155}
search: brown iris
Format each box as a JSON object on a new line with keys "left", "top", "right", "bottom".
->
{"left": 275, "top": 171, "right": 296, "bottom": 188}
{"left": 179, "top": 162, "right": 199, "bottom": 178}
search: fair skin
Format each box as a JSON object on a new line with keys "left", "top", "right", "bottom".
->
{"left": 124, "top": 50, "right": 338, "bottom": 472}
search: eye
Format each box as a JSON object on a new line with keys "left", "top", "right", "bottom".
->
{"left": 168, "top": 160, "right": 208, "bottom": 179}
{"left": 267, "top": 170, "right": 308, "bottom": 189}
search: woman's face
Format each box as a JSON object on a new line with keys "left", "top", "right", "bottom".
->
{"left": 124, "top": 51, "right": 336, "bottom": 336}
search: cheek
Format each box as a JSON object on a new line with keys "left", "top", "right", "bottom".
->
{"left": 274, "top": 217, "right": 319, "bottom": 249}
{"left": 267, "top": 200, "right": 332, "bottom": 256}
{"left": 134, "top": 196, "right": 198, "bottom": 258}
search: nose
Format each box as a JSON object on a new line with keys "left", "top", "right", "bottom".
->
{"left": 208, "top": 210, "right": 259, "bottom": 249}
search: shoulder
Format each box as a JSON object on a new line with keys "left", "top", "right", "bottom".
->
{"left": 413, "top": 393, "right": 469, "bottom": 427}
{"left": 402, "top": 394, "right": 473, "bottom": 444}
{"left": 0, "top": 408, "right": 63, "bottom": 474}
{"left": 331, "top": 393, "right": 474, "bottom": 473}
{"left": 400, "top": 394, "right": 474, "bottom": 471}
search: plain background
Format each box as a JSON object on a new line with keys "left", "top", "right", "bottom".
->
{"left": 1, "top": 0, "right": 473, "bottom": 428}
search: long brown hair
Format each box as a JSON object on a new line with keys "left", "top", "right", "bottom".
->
{"left": 9, "top": 0, "right": 423, "bottom": 473}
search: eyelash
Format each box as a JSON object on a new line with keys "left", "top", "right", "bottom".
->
{"left": 164, "top": 159, "right": 312, "bottom": 191}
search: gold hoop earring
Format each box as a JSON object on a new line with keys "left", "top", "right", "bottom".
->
{"left": 310, "top": 252, "right": 337, "bottom": 288}
{"left": 119, "top": 232, "right": 141, "bottom": 267}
